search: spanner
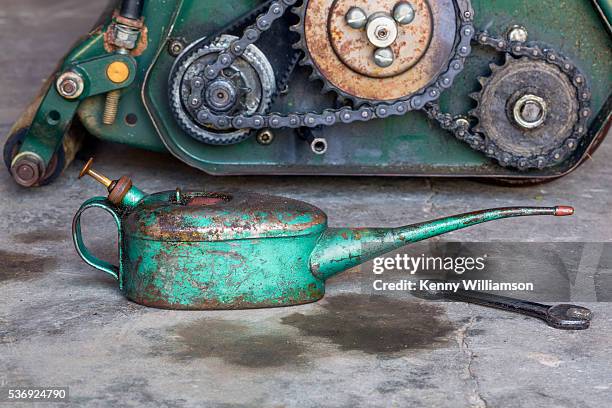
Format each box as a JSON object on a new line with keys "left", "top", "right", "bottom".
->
{"left": 416, "top": 281, "right": 593, "bottom": 330}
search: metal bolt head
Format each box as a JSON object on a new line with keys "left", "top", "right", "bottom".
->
{"left": 366, "top": 12, "right": 398, "bottom": 48}
{"left": 393, "top": 2, "right": 415, "bottom": 25}
{"left": 10, "top": 153, "right": 44, "bottom": 187}
{"left": 256, "top": 129, "right": 274, "bottom": 145}
{"left": 168, "top": 40, "right": 185, "bottom": 56}
{"left": 507, "top": 25, "right": 528, "bottom": 43}
{"left": 455, "top": 118, "right": 470, "bottom": 129}
{"left": 61, "top": 80, "right": 77, "bottom": 95}
{"left": 513, "top": 94, "right": 548, "bottom": 130}
{"left": 373, "top": 47, "right": 394, "bottom": 68}
{"left": 56, "top": 71, "right": 84, "bottom": 99}
{"left": 112, "top": 24, "right": 139, "bottom": 49}
{"left": 345, "top": 7, "right": 367, "bottom": 29}
{"left": 521, "top": 102, "right": 542, "bottom": 122}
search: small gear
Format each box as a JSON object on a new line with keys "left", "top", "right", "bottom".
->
{"left": 470, "top": 55, "right": 583, "bottom": 169}
{"left": 169, "top": 35, "right": 276, "bottom": 145}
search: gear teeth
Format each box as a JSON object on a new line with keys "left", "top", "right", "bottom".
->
{"left": 289, "top": 0, "right": 371, "bottom": 106}
{"left": 320, "top": 84, "right": 333, "bottom": 94}
{"left": 298, "top": 55, "right": 310, "bottom": 66}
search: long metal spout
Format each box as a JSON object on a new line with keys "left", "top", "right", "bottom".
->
{"left": 310, "top": 206, "right": 574, "bottom": 281}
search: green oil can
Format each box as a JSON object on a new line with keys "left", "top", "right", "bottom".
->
{"left": 73, "top": 159, "right": 575, "bottom": 310}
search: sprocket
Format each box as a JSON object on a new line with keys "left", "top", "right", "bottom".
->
{"left": 291, "top": 0, "right": 472, "bottom": 106}
{"left": 169, "top": 35, "right": 276, "bottom": 145}
{"left": 470, "top": 54, "right": 585, "bottom": 169}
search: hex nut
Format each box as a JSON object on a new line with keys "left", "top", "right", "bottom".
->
{"left": 56, "top": 71, "right": 85, "bottom": 99}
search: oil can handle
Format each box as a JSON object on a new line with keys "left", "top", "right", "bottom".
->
{"left": 72, "top": 197, "right": 122, "bottom": 281}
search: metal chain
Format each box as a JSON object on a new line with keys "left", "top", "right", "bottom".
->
{"left": 171, "top": 0, "right": 590, "bottom": 170}
{"left": 423, "top": 31, "right": 592, "bottom": 170}
{"left": 183, "top": 0, "right": 475, "bottom": 131}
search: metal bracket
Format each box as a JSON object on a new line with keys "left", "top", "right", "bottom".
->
{"left": 11, "top": 53, "right": 137, "bottom": 186}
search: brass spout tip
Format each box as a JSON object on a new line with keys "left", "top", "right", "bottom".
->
{"left": 78, "top": 157, "right": 113, "bottom": 188}
{"left": 554, "top": 206, "right": 575, "bottom": 216}
{"left": 79, "top": 157, "right": 94, "bottom": 179}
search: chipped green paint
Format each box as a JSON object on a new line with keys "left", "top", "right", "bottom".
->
{"left": 72, "top": 177, "right": 574, "bottom": 310}
{"left": 16, "top": 52, "right": 138, "bottom": 168}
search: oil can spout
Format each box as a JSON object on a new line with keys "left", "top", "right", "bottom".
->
{"left": 309, "top": 206, "right": 574, "bottom": 281}
{"left": 79, "top": 158, "right": 146, "bottom": 208}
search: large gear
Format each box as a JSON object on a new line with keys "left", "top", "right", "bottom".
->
{"left": 291, "top": 0, "right": 469, "bottom": 105}
{"left": 172, "top": 0, "right": 473, "bottom": 131}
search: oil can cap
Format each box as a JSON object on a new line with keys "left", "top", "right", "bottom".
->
{"left": 123, "top": 191, "right": 328, "bottom": 242}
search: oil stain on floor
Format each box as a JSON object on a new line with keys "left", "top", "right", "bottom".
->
{"left": 171, "top": 320, "right": 306, "bottom": 369}
{"left": 281, "top": 294, "right": 457, "bottom": 354}
{"left": 166, "top": 293, "right": 457, "bottom": 368}
{"left": 0, "top": 249, "right": 57, "bottom": 282}
{"left": 13, "top": 228, "right": 67, "bottom": 244}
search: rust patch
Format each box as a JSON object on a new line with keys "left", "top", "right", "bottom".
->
{"left": 104, "top": 16, "right": 149, "bottom": 57}
{"left": 304, "top": 0, "right": 457, "bottom": 100}
{"left": 130, "top": 288, "right": 323, "bottom": 311}
{"left": 124, "top": 191, "right": 327, "bottom": 242}
{"left": 282, "top": 294, "right": 456, "bottom": 353}
{"left": 328, "top": 0, "right": 433, "bottom": 78}
{"left": 108, "top": 176, "right": 132, "bottom": 205}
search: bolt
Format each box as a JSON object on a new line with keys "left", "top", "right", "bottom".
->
{"left": 345, "top": 7, "right": 367, "bottom": 29}
{"left": 521, "top": 102, "right": 542, "bottom": 123}
{"left": 456, "top": 118, "right": 470, "bottom": 129}
{"left": 168, "top": 39, "right": 185, "bottom": 56}
{"left": 256, "top": 129, "right": 274, "bottom": 145}
{"left": 374, "top": 47, "right": 394, "bottom": 67}
{"left": 61, "top": 80, "right": 77, "bottom": 95}
{"left": 513, "top": 94, "right": 547, "bottom": 130}
{"left": 10, "top": 153, "right": 44, "bottom": 187}
{"left": 56, "top": 71, "right": 84, "bottom": 99}
{"left": 507, "top": 25, "right": 528, "bottom": 43}
{"left": 103, "top": 90, "right": 121, "bottom": 125}
{"left": 393, "top": 2, "right": 415, "bottom": 25}
{"left": 376, "top": 27, "right": 389, "bottom": 40}
{"left": 366, "top": 12, "right": 398, "bottom": 48}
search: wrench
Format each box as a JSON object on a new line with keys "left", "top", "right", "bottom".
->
{"left": 416, "top": 281, "right": 593, "bottom": 330}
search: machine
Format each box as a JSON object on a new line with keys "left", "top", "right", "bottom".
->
{"left": 5, "top": 0, "right": 612, "bottom": 186}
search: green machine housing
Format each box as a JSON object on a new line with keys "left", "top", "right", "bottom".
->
{"left": 4, "top": 0, "right": 612, "bottom": 186}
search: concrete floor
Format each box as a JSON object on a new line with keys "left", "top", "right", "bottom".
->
{"left": 1, "top": 1, "right": 611, "bottom": 407}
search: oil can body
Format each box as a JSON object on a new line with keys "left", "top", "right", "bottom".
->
{"left": 121, "top": 234, "right": 325, "bottom": 309}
